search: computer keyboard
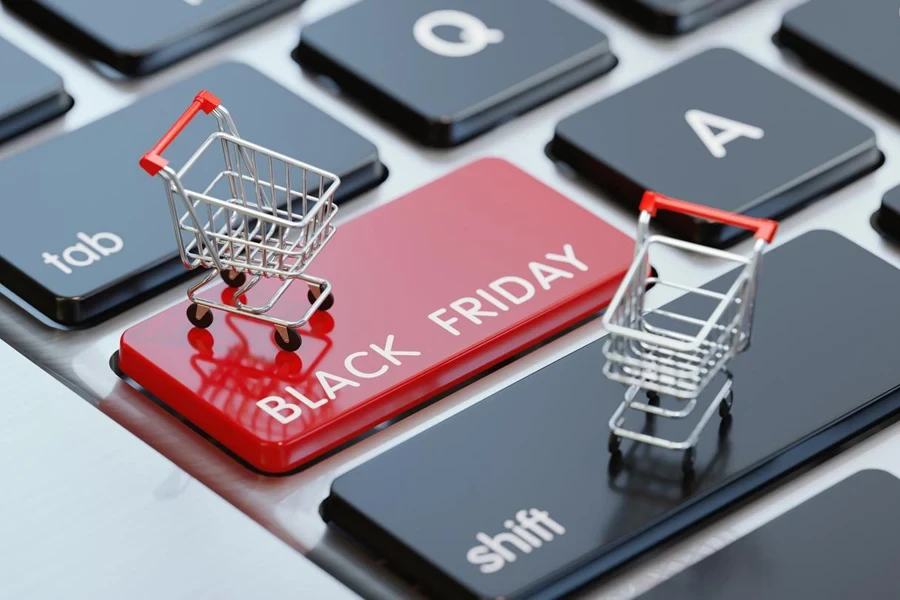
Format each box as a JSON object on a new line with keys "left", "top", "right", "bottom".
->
{"left": 3, "top": 0, "right": 900, "bottom": 598}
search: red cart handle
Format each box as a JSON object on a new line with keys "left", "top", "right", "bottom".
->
{"left": 639, "top": 191, "right": 778, "bottom": 243}
{"left": 140, "top": 90, "right": 222, "bottom": 176}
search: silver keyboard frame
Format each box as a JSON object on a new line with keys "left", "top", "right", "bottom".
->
{"left": 2, "top": 0, "right": 900, "bottom": 598}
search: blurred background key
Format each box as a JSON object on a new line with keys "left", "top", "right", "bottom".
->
{"left": 0, "top": 36, "right": 72, "bottom": 144}
{"left": 595, "top": 0, "right": 759, "bottom": 34}
{"left": 779, "top": 0, "right": 900, "bottom": 121}
{"left": 1, "top": 0, "right": 308, "bottom": 76}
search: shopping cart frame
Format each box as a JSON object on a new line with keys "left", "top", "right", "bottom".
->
{"left": 602, "top": 192, "right": 778, "bottom": 474}
{"left": 141, "top": 90, "right": 341, "bottom": 352}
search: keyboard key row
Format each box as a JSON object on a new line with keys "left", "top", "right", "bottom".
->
{"left": 117, "top": 158, "right": 635, "bottom": 473}
{"left": 322, "top": 230, "right": 900, "bottom": 599}
{"left": 1, "top": 0, "right": 307, "bottom": 77}
{"left": 0, "top": 42, "right": 885, "bottom": 330}
{"left": 550, "top": 48, "right": 881, "bottom": 247}
{"left": 293, "top": 0, "right": 616, "bottom": 147}
{"left": 0, "top": 62, "right": 384, "bottom": 326}
{"left": 0, "top": 36, "right": 72, "bottom": 144}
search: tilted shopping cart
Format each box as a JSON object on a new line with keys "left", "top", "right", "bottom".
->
{"left": 140, "top": 90, "right": 341, "bottom": 352}
{"left": 602, "top": 191, "right": 778, "bottom": 474}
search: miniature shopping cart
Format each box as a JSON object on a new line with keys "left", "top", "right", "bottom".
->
{"left": 602, "top": 191, "right": 778, "bottom": 475}
{"left": 140, "top": 90, "right": 340, "bottom": 352}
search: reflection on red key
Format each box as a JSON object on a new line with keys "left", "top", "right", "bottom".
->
{"left": 118, "top": 159, "right": 634, "bottom": 473}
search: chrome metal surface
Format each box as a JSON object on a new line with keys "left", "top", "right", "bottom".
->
{"left": 2, "top": 0, "right": 900, "bottom": 598}
{"left": 153, "top": 101, "right": 339, "bottom": 335}
{"left": 603, "top": 205, "right": 767, "bottom": 459}
{"left": 0, "top": 338, "right": 359, "bottom": 599}
{"left": 603, "top": 217, "right": 764, "bottom": 398}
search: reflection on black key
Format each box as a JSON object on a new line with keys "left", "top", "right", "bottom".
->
{"left": 294, "top": 0, "right": 615, "bottom": 147}
{"left": 1, "top": 0, "right": 306, "bottom": 76}
{"left": 0, "top": 37, "right": 72, "bottom": 143}
{"left": 596, "top": 0, "right": 758, "bottom": 34}
{"left": 323, "top": 231, "right": 900, "bottom": 600}
{"left": 641, "top": 470, "right": 900, "bottom": 599}
{"left": 0, "top": 62, "right": 384, "bottom": 326}
{"left": 550, "top": 49, "right": 881, "bottom": 247}
{"left": 779, "top": 0, "right": 900, "bottom": 121}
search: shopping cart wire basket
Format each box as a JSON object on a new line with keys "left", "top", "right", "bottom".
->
{"left": 602, "top": 191, "right": 778, "bottom": 475}
{"left": 141, "top": 90, "right": 341, "bottom": 352}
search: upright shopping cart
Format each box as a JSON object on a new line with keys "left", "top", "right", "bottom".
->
{"left": 140, "top": 90, "right": 341, "bottom": 352}
{"left": 602, "top": 191, "right": 778, "bottom": 474}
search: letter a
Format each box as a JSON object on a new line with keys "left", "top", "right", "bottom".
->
{"left": 684, "top": 109, "right": 764, "bottom": 159}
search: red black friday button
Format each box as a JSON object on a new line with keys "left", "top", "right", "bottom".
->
{"left": 118, "top": 158, "right": 635, "bottom": 473}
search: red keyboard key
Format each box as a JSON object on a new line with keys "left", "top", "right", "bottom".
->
{"left": 118, "top": 159, "right": 634, "bottom": 473}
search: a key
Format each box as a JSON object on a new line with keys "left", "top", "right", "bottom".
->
{"left": 1, "top": 0, "right": 306, "bottom": 77}
{"left": 293, "top": 0, "right": 616, "bottom": 147}
{"left": 640, "top": 471, "right": 900, "bottom": 599}
{"left": 323, "top": 231, "right": 900, "bottom": 600}
{"left": 550, "top": 49, "right": 881, "bottom": 247}
{"left": 872, "top": 183, "right": 900, "bottom": 243}
{"left": 779, "top": 0, "right": 900, "bottom": 121}
{"left": 0, "top": 62, "right": 384, "bottom": 326}
{"left": 0, "top": 37, "right": 72, "bottom": 144}
{"left": 117, "top": 158, "right": 635, "bottom": 474}
{"left": 595, "top": 0, "right": 759, "bottom": 34}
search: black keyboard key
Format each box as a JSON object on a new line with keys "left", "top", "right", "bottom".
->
{"left": 550, "top": 49, "right": 881, "bottom": 247}
{"left": 779, "top": 0, "right": 900, "bottom": 121}
{"left": 872, "top": 183, "right": 900, "bottom": 242}
{"left": 323, "top": 230, "right": 900, "bottom": 600}
{"left": 596, "top": 0, "right": 758, "bottom": 34}
{"left": 0, "top": 62, "right": 384, "bottom": 326}
{"left": 641, "top": 470, "right": 900, "bottom": 599}
{"left": 293, "top": 0, "right": 615, "bottom": 147}
{"left": 1, "top": 0, "right": 305, "bottom": 77}
{"left": 0, "top": 37, "right": 72, "bottom": 143}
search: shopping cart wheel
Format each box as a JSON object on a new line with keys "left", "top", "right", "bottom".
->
{"left": 608, "top": 432, "right": 621, "bottom": 455}
{"left": 221, "top": 270, "right": 246, "bottom": 288}
{"left": 186, "top": 304, "right": 213, "bottom": 329}
{"left": 275, "top": 327, "right": 302, "bottom": 352}
{"left": 718, "top": 390, "right": 734, "bottom": 418}
{"left": 308, "top": 287, "right": 335, "bottom": 311}
{"left": 682, "top": 447, "right": 695, "bottom": 475}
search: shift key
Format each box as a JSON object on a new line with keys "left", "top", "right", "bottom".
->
{"left": 0, "top": 62, "right": 384, "bottom": 326}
